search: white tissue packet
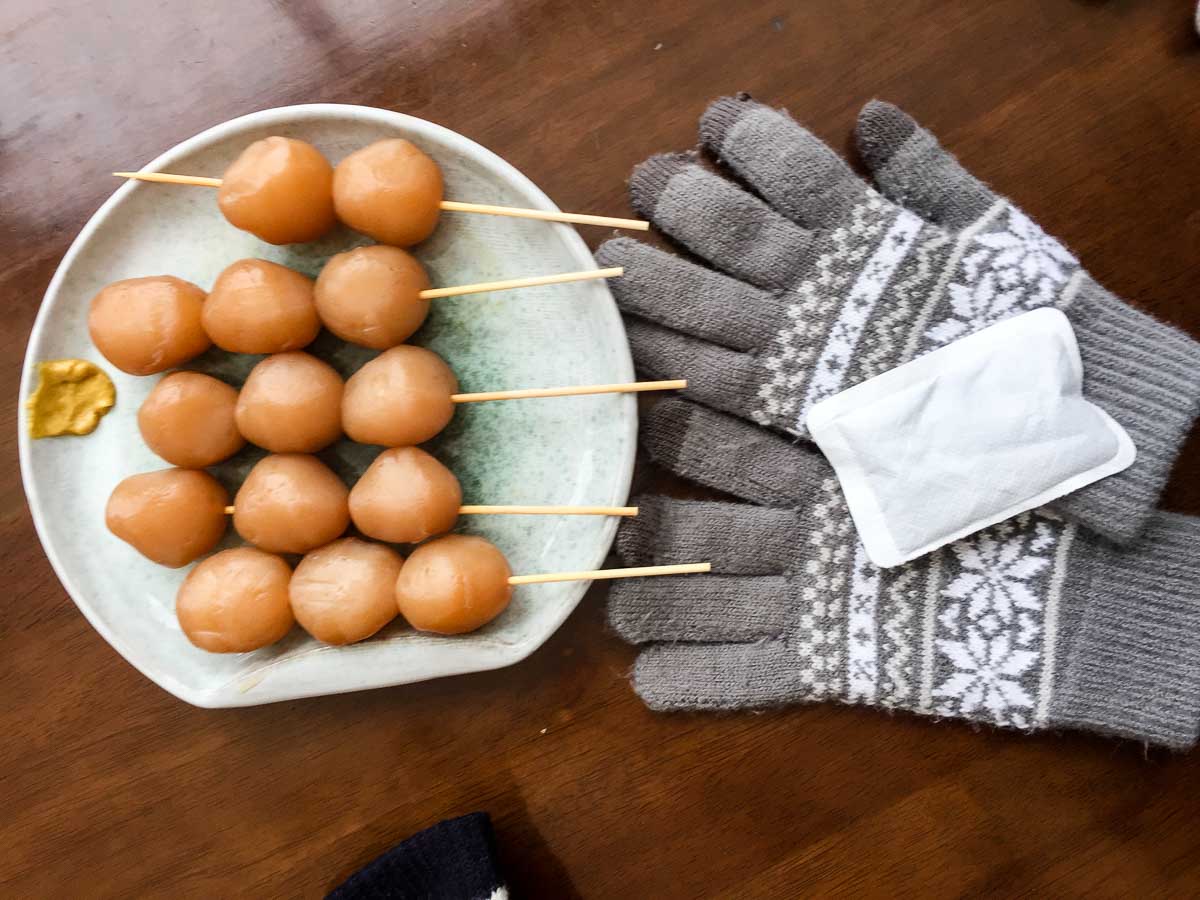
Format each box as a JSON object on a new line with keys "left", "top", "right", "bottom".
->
{"left": 806, "top": 308, "right": 1135, "bottom": 568}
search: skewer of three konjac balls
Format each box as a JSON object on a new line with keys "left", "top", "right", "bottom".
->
{"left": 89, "top": 249, "right": 623, "bottom": 377}
{"left": 177, "top": 537, "right": 709, "bottom": 652}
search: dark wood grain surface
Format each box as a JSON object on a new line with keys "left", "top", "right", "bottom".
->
{"left": 5, "top": 1, "right": 1200, "bottom": 896}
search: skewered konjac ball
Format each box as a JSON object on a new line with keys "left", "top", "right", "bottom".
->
{"left": 106, "top": 468, "right": 228, "bottom": 567}
{"left": 88, "top": 276, "right": 210, "bottom": 375}
{"left": 332, "top": 139, "right": 444, "bottom": 247}
{"left": 341, "top": 345, "right": 458, "bottom": 447}
{"left": 233, "top": 453, "right": 350, "bottom": 554}
{"left": 313, "top": 245, "right": 430, "bottom": 349}
{"left": 235, "top": 352, "right": 343, "bottom": 453}
{"left": 138, "top": 372, "right": 244, "bottom": 468}
{"left": 202, "top": 259, "right": 320, "bottom": 354}
{"left": 394, "top": 534, "right": 512, "bottom": 634}
{"left": 176, "top": 547, "right": 295, "bottom": 652}
{"left": 349, "top": 447, "right": 462, "bottom": 543}
{"left": 289, "top": 537, "right": 403, "bottom": 645}
{"left": 217, "top": 137, "right": 336, "bottom": 245}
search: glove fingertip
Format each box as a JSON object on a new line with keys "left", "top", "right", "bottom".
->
{"left": 642, "top": 397, "right": 695, "bottom": 472}
{"left": 615, "top": 494, "right": 662, "bottom": 566}
{"left": 855, "top": 99, "right": 920, "bottom": 173}
{"left": 699, "top": 94, "right": 760, "bottom": 155}
{"left": 631, "top": 648, "right": 680, "bottom": 710}
{"left": 854, "top": 100, "right": 996, "bottom": 227}
{"left": 594, "top": 235, "right": 639, "bottom": 270}
{"left": 605, "top": 579, "right": 651, "bottom": 643}
{"left": 629, "top": 151, "right": 696, "bottom": 219}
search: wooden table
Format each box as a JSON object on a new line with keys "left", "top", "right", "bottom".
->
{"left": 5, "top": 1, "right": 1200, "bottom": 896}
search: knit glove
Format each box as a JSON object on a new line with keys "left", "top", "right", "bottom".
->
{"left": 596, "top": 95, "right": 1200, "bottom": 545}
{"left": 611, "top": 397, "right": 1200, "bottom": 749}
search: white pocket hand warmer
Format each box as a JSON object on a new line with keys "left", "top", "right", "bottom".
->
{"left": 806, "top": 308, "right": 1135, "bottom": 568}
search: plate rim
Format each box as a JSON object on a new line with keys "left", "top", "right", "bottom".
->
{"left": 17, "top": 103, "right": 637, "bottom": 707}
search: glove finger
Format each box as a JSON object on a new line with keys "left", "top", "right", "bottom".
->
{"left": 608, "top": 575, "right": 791, "bottom": 644}
{"left": 633, "top": 642, "right": 812, "bottom": 710}
{"left": 595, "top": 237, "right": 784, "bottom": 352}
{"left": 626, "top": 318, "right": 762, "bottom": 420}
{"left": 700, "top": 94, "right": 876, "bottom": 229}
{"left": 617, "top": 495, "right": 799, "bottom": 575}
{"left": 643, "top": 398, "right": 829, "bottom": 507}
{"left": 629, "top": 152, "right": 813, "bottom": 291}
{"left": 855, "top": 100, "right": 995, "bottom": 230}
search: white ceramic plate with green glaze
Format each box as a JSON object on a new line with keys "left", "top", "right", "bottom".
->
{"left": 18, "top": 104, "right": 636, "bottom": 707}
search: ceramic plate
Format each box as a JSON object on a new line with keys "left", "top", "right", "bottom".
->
{"left": 18, "top": 104, "right": 636, "bottom": 707}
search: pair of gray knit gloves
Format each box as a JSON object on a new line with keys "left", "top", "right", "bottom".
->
{"left": 599, "top": 95, "right": 1200, "bottom": 749}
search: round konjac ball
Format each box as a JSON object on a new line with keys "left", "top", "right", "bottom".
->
{"left": 217, "top": 137, "right": 336, "bottom": 245}
{"left": 202, "top": 259, "right": 320, "bottom": 354}
{"left": 341, "top": 346, "right": 458, "bottom": 447}
{"left": 105, "top": 468, "right": 228, "bottom": 567}
{"left": 88, "top": 276, "right": 210, "bottom": 375}
{"left": 394, "top": 534, "right": 512, "bottom": 635}
{"left": 332, "top": 139, "right": 443, "bottom": 247}
{"left": 138, "top": 372, "right": 244, "bottom": 468}
{"left": 233, "top": 454, "right": 349, "bottom": 554}
{"left": 349, "top": 447, "right": 462, "bottom": 543}
{"left": 235, "top": 352, "right": 343, "bottom": 453}
{"left": 176, "top": 547, "right": 295, "bottom": 653}
{"left": 289, "top": 538, "right": 403, "bottom": 645}
{"left": 313, "top": 245, "right": 430, "bottom": 349}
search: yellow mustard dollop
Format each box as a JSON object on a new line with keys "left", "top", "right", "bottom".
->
{"left": 26, "top": 359, "right": 116, "bottom": 438}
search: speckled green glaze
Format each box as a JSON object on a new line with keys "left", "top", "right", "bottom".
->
{"left": 18, "top": 105, "right": 636, "bottom": 707}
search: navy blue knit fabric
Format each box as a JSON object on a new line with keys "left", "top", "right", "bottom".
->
{"left": 327, "top": 812, "right": 506, "bottom": 900}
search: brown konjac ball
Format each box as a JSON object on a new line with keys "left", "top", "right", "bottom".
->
{"left": 217, "top": 137, "right": 336, "bottom": 245}
{"left": 332, "top": 139, "right": 444, "bottom": 247}
{"left": 176, "top": 547, "right": 295, "bottom": 653}
{"left": 138, "top": 372, "right": 244, "bottom": 468}
{"left": 349, "top": 447, "right": 462, "bottom": 544}
{"left": 289, "top": 537, "right": 403, "bottom": 645}
{"left": 202, "top": 259, "right": 320, "bottom": 354}
{"left": 233, "top": 454, "right": 350, "bottom": 554}
{"left": 313, "top": 245, "right": 431, "bottom": 349}
{"left": 105, "top": 468, "right": 228, "bottom": 567}
{"left": 88, "top": 276, "right": 210, "bottom": 375}
{"left": 235, "top": 352, "right": 343, "bottom": 453}
{"left": 394, "top": 534, "right": 512, "bottom": 635}
{"left": 341, "top": 345, "right": 458, "bottom": 447}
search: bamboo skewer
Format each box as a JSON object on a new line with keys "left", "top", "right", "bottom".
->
{"left": 458, "top": 505, "right": 637, "bottom": 516}
{"left": 419, "top": 267, "right": 621, "bottom": 300}
{"left": 452, "top": 379, "right": 686, "bottom": 403}
{"left": 223, "top": 505, "right": 637, "bottom": 516}
{"left": 508, "top": 562, "right": 711, "bottom": 586}
{"left": 438, "top": 200, "right": 647, "bottom": 231}
{"left": 113, "top": 172, "right": 223, "bottom": 187}
{"left": 113, "top": 172, "right": 649, "bottom": 231}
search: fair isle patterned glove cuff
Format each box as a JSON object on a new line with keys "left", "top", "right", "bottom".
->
{"left": 1050, "top": 512, "right": 1200, "bottom": 747}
